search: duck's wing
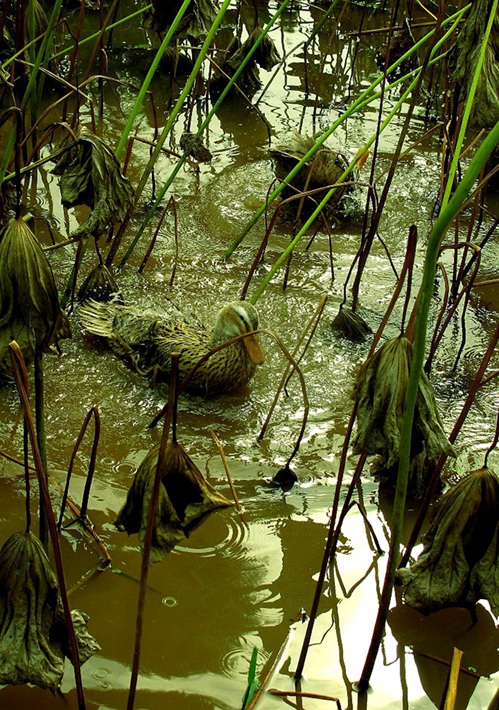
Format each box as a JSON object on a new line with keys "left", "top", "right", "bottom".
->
{"left": 79, "top": 300, "right": 161, "bottom": 357}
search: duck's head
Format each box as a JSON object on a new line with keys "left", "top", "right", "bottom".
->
{"left": 213, "top": 301, "right": 265, "bottom": 365}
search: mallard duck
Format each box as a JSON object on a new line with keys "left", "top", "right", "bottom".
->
{"left": 79, "top": 299, "right": 265, "bottom": 395}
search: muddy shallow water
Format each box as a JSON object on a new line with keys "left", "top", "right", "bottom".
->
{"left": 0, "top": 2, "right": 498, "bottom": 709}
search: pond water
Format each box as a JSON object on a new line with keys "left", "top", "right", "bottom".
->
{"left": 0, "top": 2, "right": 498, "bottom": 709}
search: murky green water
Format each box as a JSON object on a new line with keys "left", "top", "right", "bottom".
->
{"left": 0, "top": 2, "right": 498, "bottom": 708}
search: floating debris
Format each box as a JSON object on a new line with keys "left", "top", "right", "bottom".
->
{"left": 0, "top": 216, "right": 71, "bottom": 375}
{"left": 352, "top": 336, "right": 456, "bottom": 495}
{"left": 0, "top": 531, "right": 99, "bottom": 691}
{"left": 397, "top": 468, "right": 499, "bottom": 615}
{"left": 52, "top": 126, "right": 134, "bottom": 241}
{"left": 115, "top": 442, "right": 233, "bottom": 563}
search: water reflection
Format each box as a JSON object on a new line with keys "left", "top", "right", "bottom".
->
{"left": 0, "top": 0, "right": 498, "bottom": 708}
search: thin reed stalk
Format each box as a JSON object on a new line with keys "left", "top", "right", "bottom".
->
{"left": 58, "top": 406, "right": 101, "bottom": 528}
{"left": 115, "top": 0, "right": 292, "bottom": 268}
{"left": 114, "top": 0, "right": 193, "bottom": 160}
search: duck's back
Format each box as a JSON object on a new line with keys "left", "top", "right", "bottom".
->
{"left": 80, "top": 300, "right": 213, "bottom": 378}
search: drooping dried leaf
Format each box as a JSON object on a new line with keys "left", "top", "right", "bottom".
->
{"left": 331, "top": 306, "right": 372, "bottom": 342}
{"left": 470, "top": 526, "right": 499, "bottom": 616}
{"left": 0, "top": 217, "right": 71, "bottom": 373}
{"left": 77, "top": 262, "right": 123, "bottom": 303}
{"left": 52, "top": 126, "right": 134, "bottom": 241}
{"left": 66, "top": 609, "right": 101, "bottom": 665}
{"left": 352, "top": 336, "right": 456, "bottom": 469}
{"left": 149, "top": 0, "right": 217, "bottom": 40}
{"left": 210, "top": 27, "right": 281, "bottom": 99}
{"left": 397, "top": 468, "right": 499, "bottom": 614}
{"left": 115, "top": 442, "right": 233, "bottom": 562}
{"left": 179, "top": 132, "right": 212, "bottom": 163}
{"left": 0, "top": 531, "right": 99, "bottom": 691}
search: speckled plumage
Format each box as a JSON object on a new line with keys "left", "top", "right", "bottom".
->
{"left": 79, "top": 299, "right": 264, "bottom": 395}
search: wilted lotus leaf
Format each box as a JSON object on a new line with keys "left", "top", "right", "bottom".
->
{"left": 52, "top": 126, "right": 133, "bottom": 240}
{"left": 115, "top": 442, "right": 233, "bottom": 562}
{"left": 398, "top": 469, "right": 499, "bottom": 614}
{"left": 270, "top": 132, "right": 360, "bottom": 221}
{"left": 179, "top": 132, "right": 212, "bottom": 163}
{"left": 0, "top": 531, "right": 99, "bottom": 691}
{"left": 77, "top": 262, "right": 123, "bottom": 303}
{"left": 352, "top": 336, "right": 455, "bottom": 471}
{"left": 210, "top": 27, "right": 281, "bottom": 99}
{"left": 331, "top": 306, "right": 372, "bottom": 342}
{"left": 0, "top": 217, "right": 71, "bottom": 374}
{"left": 149, "top": 0, "right": 217, "bottom": 40}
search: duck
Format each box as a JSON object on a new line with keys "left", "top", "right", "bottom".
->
{"left": 79, "top": 298, "right": 265, "bottom": 395}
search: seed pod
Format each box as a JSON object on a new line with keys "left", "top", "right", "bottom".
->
{"left": 0, "top": 216, "right": 71, "bottom": 374}
{"left": 115, "top": 441, "right": 233, "bottom": 562}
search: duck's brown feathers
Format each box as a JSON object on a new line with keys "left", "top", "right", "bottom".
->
{"left": 79, "top": 299, "right": 264, "bottom": 395}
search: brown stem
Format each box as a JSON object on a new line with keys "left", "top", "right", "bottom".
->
{"left": 211, "top": 430, "right": 242, "bottom": 513}
{"left": 9, "top": 343, "right": 86, "bottom": 709}
{"left": 127, "top": 354, "right": 179, "bottom": 710}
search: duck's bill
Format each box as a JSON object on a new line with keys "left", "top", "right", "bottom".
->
{"left": 244, "top": 334, "right": 265, "bottom": 365}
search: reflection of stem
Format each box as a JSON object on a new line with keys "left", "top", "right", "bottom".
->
{"left": 399, "top": 640, "right": 409, "bottom": 710}
{"left": 34, "top": 351, "right": 48, "bottom": 547}
{"left": 330, "top": 568, "right": 353, "bottom": 709}
{"left": 268, "top": 689, "right": 342, "bottom": 706}
{"left": 259, "top": 295, "right": 327, "bottom": 441}
{"left": 211, "top": 430, "right": 243, "bottom": 514}
{"left": 127, "top": 354, "right": 178, "bottom": 710}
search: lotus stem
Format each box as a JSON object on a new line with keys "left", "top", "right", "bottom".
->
{"left": 127, "top": 354, "right": 179, "bottom": 710}
{"left": 211, "top": 431, "right": 242, "bottom": 514}
{"left": 9, "top": 342, "right": 86, "bottom": 709}
{"left": 34, "top": 352, "right": 48, "bottom": 547}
